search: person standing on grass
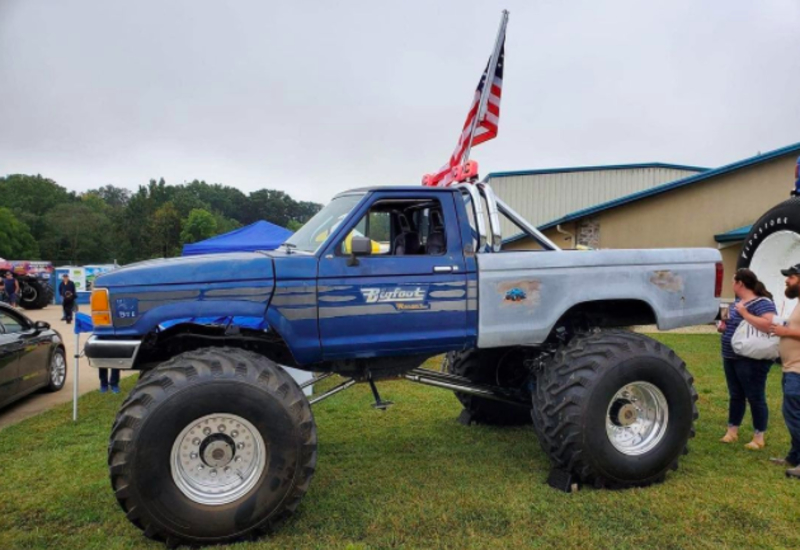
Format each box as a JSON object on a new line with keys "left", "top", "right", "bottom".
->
{"left": 3, "top": 272, "right": 20, "bottom": 308}
{"left": 768, "top": 264, "right": 800, "bottom": 478}
{"left": 58, "top": 273, "right": 76, "bottom": 323}
{"left": 98, "top": 365, "right": 121, "bottom": 394}
{"left": 718, "top": 268, "right": 776, "bottom": 450}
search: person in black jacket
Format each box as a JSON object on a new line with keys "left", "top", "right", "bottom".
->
{"left": 58, "top": 273, "right": 76, "bottom": 323}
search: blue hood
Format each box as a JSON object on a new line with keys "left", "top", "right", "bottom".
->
{"left": 96, "top": 252, "right": 275, "bottom": 288}
{"left": 92, "top": 252, "right": 277, "bottom": 338}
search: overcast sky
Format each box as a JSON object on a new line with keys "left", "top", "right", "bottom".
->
{"left": 1, "top": 0, "right": 799, "bottom": 204}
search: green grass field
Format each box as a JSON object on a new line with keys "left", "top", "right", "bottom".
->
{"left": 1, "top": 334, "right": 799, "bottom": 550}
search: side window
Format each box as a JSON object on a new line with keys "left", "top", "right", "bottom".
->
{"left": 0, "top": 312, "right": 25, "bottom": 333}
{"left": 339, "top": 198, "right": 447, "bottom": 256}
{"left": 340, "top": 210, "right": 392, "bottom": 255}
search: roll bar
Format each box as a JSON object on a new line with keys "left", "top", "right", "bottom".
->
{"left": 455, "top": 183, "right": 561, "bottom": 252}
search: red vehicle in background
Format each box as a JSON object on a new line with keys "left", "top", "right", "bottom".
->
{"left": 0, "top": 260, "right": 54, "bottom": 310}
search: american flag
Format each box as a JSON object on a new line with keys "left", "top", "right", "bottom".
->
{"left": 424, "top": 41, "right": 505, "bottom": 187}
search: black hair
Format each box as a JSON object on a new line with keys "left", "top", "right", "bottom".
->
{"left": 734, "top": 268, "right": 773, "bottom": 300}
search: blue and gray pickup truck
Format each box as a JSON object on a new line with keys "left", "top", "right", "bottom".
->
{"left": 87, "top": 183, "right": 722, "bottom": 546}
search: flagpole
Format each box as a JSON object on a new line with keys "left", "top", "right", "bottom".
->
{"left": 462, "top": 9, "right": 509, "bottom": 170}
{"left": 73, "top": 332, "right": 79, "bottom": 421}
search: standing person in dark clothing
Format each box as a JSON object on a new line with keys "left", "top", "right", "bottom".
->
{"left": 3, "top": 272, "right": 20, "bottom": 307}
{"left": 58, "top": 273, "right": 76, "bottom": 323}
{"left": 718, "top": 268, "right": 777, "bottom": 450}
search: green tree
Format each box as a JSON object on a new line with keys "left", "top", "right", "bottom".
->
{"left": 213, "top": 213, "right": 241, "bottom": 235}
{"left": 0, "top": 208, "right": 39, "bottom": 258}
{"left": 180, "top": 209, "right": 217, "bottom": 244}
{"left": 40, "top": 203, "right": 114, "bottom": 264}
{"left": 87, "top": 184, "right": 131, "bottom": 208}
{"left": 0, "top": 174, "right": 76, "bottom": 242}
{"left": 150, "top": 202, "right": 183, "bottom": 257}
{"left": 286, "top": 219, "right": 303, "bottom": 232}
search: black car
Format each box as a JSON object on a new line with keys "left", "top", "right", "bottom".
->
{"left": 0, "top": 303, "right": 66, "bottom": 409}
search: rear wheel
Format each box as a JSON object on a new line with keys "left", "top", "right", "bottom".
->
{"left": 19, "top": 279, "right": 53, "bottom": 310}
{"left": 444, "top": 348, "right": 532, "bottom": 425}
{"left": 108, "top": 347, "right": 317, "bottom": 546}
{"left": 532, "top": 331, "right": 697, "bottom": 488}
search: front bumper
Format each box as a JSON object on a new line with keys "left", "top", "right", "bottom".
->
{"left": 84, "top": 335, "right": 142, "bottom": 370}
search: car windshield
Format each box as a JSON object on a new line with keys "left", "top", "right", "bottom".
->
{"left": 283, "top": 193, "right": 365, "bottom": 253}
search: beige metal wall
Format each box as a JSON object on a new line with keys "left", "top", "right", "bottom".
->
{"left": 501, "top": 153, "right": 797, "bottom": 299}
{"left": 594, "top": 154, "right": 797, "bottom": 298}
{"left": 489, "top": 166, "right": 701, "bottom": 230}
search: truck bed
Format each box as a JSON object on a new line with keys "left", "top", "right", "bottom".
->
{"left": 476, "top": 248, "right": 721, "bottom": 348}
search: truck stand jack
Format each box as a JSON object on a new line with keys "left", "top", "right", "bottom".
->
{"left": 367, "top": 374, "right": 393, "bottom": 410}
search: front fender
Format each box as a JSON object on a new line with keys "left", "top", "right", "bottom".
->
{"left": 100, "top": 281, "right": 274, "bottom": 337}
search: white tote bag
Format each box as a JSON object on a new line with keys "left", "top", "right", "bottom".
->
{"left": 731, "top": 298, "right": 780, "bottom": 360}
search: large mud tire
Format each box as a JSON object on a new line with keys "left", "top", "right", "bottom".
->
{"left": 532, "top": 331, "right": 697, "bottom": 488}
{"left": 108, "top": 347, "right": 317, "bottom": 547}
{"left": 18, "top": 279, "right": 53, "bottom": 310}
{"left": 444, "top": 349, "right": 532, "bottom": 426}
{"left": 736, "top": 197, "right": 800, "bottom": 312}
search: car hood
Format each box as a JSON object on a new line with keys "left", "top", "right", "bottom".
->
{"left": 95, "top": 252, "right": 275, "bottom": 288}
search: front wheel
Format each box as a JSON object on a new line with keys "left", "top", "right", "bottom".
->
{"left": 45, "top": 348, "right": 67, "bottom": 392}
{"left": 533, "top": 331, "right": 697, "bottom": 488}
{"left": 108, "top": 347, "right": 317, "bottom": 546}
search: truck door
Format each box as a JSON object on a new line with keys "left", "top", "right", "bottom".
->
{"left": 318, "top": 191, "right": 468, "bottom": 359}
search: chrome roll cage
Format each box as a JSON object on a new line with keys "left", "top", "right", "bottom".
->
{"left": 454, "top": 182, "right": 560, "bottom": 252}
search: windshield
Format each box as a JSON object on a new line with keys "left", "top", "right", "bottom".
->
{"left": 283, "top": 193, "right": 365, "bottom": 253}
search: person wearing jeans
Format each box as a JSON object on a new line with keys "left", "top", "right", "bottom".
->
{"left": 722, "top": 358, "right": 772, "bottom": 442}
{"left": 718, "top": 269, "right": 777, "bottom": 450}
{"left": 99, "top": 368, "right": 121, "bottom": 394}
{"left": 768, "top": 264, "right": 800, "bottom": 477}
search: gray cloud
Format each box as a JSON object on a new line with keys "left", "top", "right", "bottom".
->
{"left": 1, "top": 0, "right": 799, "bottom": 204}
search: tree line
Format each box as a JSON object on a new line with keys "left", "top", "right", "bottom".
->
{"left": 0, "top": 175, "right": 321, "bottom": 264}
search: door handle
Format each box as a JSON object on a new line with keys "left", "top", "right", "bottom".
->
{"left": 433, "top": 266, "right": 458, "bottom": 273}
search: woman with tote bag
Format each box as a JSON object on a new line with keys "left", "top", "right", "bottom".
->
{"left": 718, "top": 269, "right": 777, "bottom": 450}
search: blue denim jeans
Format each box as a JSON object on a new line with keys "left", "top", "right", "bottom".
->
{"left": 782, "top": 373, "right": 800, "bottom": 466}
{"left": 723, "top": 357, "right": 772, "bottom": 433}
{"left": 99, "top": 368, "right": 120, "bottom": 388}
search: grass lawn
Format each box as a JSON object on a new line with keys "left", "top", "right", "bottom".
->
{"left": 1, "top": 334, "right": 800, "bottom": 549}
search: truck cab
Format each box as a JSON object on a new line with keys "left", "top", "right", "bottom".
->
{"left": 85, "top": 184, "right": 556, "bottom": 370}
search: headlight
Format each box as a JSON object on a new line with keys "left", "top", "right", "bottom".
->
{"left": 91, "top": 288, "right": 112, "bottom": 326}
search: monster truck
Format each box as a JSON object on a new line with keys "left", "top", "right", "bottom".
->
{"left": 86, "top": 183, "right": 721, "bottom": 546}
{"left": 0, "top": 260, "right": 54, "bottom": 310}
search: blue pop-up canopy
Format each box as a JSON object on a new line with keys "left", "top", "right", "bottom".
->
{"left": 182, "top": 220, "right": 292, "bottom": 256}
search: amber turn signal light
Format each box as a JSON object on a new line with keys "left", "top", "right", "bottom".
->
{"left": 91, "top": 288, "right": 112, "bottom": 326}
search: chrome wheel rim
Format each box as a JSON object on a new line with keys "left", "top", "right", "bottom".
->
{"left": 171, "top": 413, "right": 267, "bottom": 506}
{"left": 50, "top": 353, "right": 66, "bottom": 387}
{"left": 605, "top": 381, "right": 668, "bottom": 456}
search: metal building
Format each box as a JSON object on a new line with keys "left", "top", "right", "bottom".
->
{"left": 501, "top": 142, "right": 800, "bottom": 299}
{"left": 486, "top": 163, "right": 706, "bottom": 230}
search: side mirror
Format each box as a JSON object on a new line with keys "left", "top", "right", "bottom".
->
{"left": 34, "top": 320, "right": 50, "bottom": 331}
{"left": 348, "top": 236, "right": 372, "bottom": 266}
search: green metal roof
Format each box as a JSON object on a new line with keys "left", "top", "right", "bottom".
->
{"left": 487, "top": 162, "right": 708, "bottom": 179}
{"left": 714, "top": 225, "right": 752, "bottom": 244}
